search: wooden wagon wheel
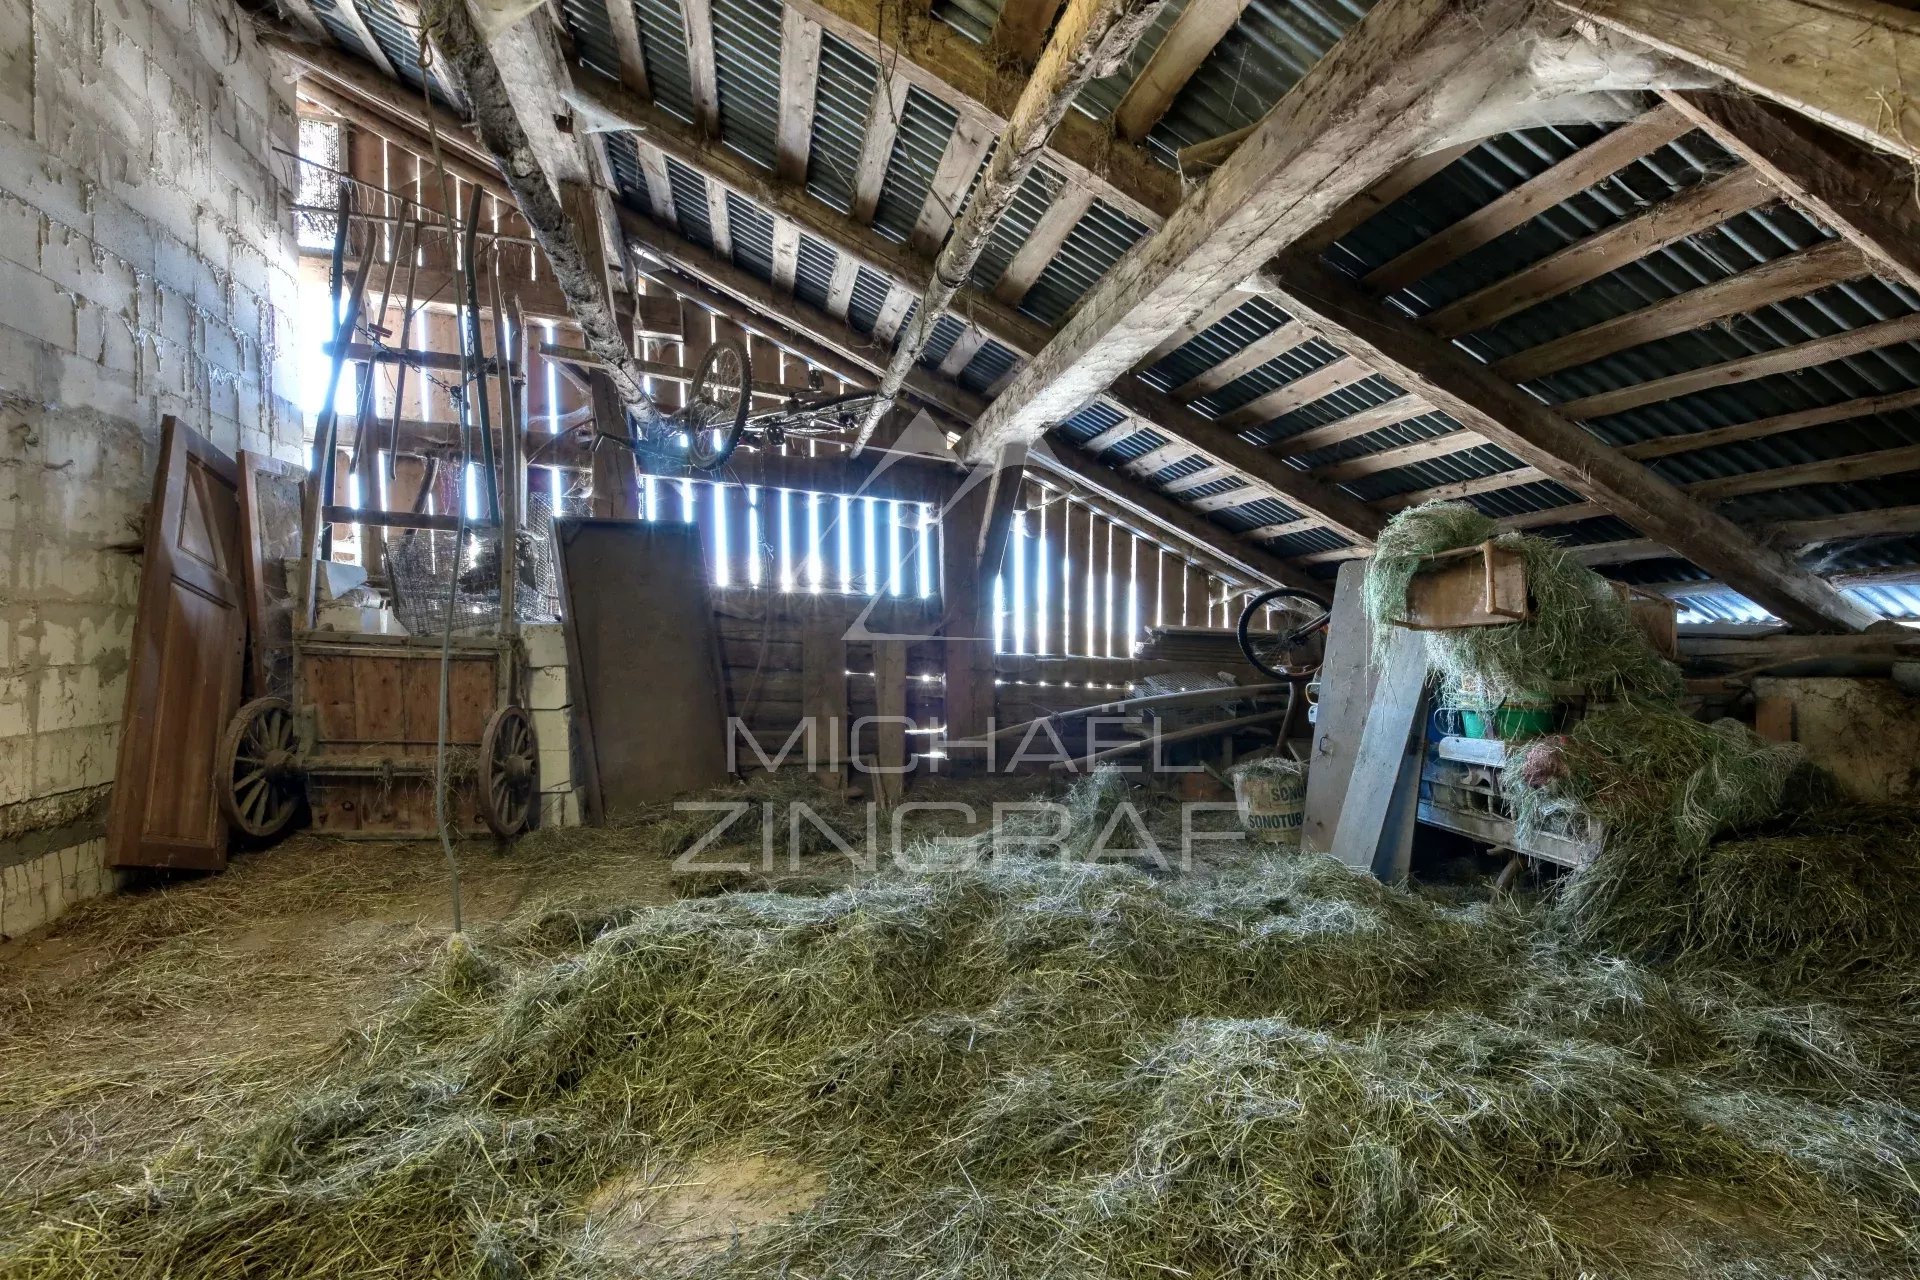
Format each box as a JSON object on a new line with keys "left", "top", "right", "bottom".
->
{"left": 219, "top": 696, "right": 303, "bottom": 839}
{"left": 479, "top": 705, "right": 538, "bottom": 837}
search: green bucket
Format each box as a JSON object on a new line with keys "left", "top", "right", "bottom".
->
{"left": 1459, "top": 696, "right": 1555, "bottom": 740}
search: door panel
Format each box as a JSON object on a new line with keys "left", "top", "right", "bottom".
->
{"left": 107, "top": 417, "right": 247, "bottom": 870}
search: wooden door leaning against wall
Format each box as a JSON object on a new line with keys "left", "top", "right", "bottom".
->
{"left": 106, "top": 416, "right": 248, "bottom": 871}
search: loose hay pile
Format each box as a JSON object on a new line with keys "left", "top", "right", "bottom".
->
{"left": 3, "top": 773, "right": 1919, "bottom": 1280}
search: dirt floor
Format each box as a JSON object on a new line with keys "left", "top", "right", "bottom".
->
{"left": 0, "top": 828, "right": 688, "bottom": 1203}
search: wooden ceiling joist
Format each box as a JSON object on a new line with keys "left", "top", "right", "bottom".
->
{"left": 962, "top": 0, "right": 1534, "bottom": 461}
{"left": 1362, "top": 103, "right": 1693, "bottom": 295}
{"left": 1556, "top": 312, "right": 1920, "bottom": 421}
{"left": 1560, "top": 0, "right": 1920, "bottom": 166}
{"left": 1491, "top": 238, "right": 1868, "bottom": 383}
{"left": 1263, "top": 249, "right": 1880, "bottom": 631}
{"left": 1112, "top": 0, "right": 1249, "bottom": 144}
{"left": 1422, "top": 167, "right": 1777, "bottom": 338}
{"left": 775, "top": 7, "right": 823, "bottom": 184}
{"left": 850, "top": 0, "right": 1166, "bottom": 448}
{"left": 1660, "top": 88, "right": 1920, "bottom": 295}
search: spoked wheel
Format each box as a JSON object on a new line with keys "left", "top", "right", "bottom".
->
{"left": 686, "top": 336, "right": 752, "bottom": 470}
{"left": 479, "top": 705, "right": 539, "bottom": 837}
{"left": 219, "top": 696, "right": 304, "bottom": 839}
{"left": 1236, "top": 587, "right": 1333, "bottom": 680}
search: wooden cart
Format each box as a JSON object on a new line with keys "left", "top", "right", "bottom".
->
{"left": 217, "top": 630, "right": 538, "bottom": 840}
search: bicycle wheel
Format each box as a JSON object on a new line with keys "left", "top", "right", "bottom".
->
{"left": 1236, "top": 587, "right": 1332, "bottom": 679}
{"left": 686, "top": 337, "right": 752, "bottom": 470}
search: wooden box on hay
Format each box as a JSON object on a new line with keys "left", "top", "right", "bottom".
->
{"left": 298, "top": 634, "right": 509, "bottom": 837}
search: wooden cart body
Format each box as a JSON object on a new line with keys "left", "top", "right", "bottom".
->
{"left": 294, "top": 631, "right": 520, "bottom": 838}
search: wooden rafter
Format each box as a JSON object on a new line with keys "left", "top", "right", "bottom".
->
{"left": 990, "top": 0, "right": 1069, "bottom": 67}
{"left": 851, "top": 0, "right": 1165, "bottom": 448}
{"left": 601, "top": 0, "right": 651, "bottom": 95}
{"left": 911, "top": 118, "right": 993, "bottom": 255}
{"left": 1262, "top": 249, "right": 1880, "bottom": 631}
{"left": 993, "top": 186, "right": 1092, "bottom": 305}
{"left": 682, "top": 0, "right": 721, "bottom": 136}
{"left": 770, "top": 218, "right": 801, "bottom": 294}
{"left": 1560, "top": 0, "right": 1920, "bottom": 165}
{"left": 851, "top": 73, "right": 912, "bottom": 224}
{"left": 1112, "top": 0, "right": 1248, "bottom": 144}
{"left": 1422, "top": 167, "right": 1775, "bottom": 338}
{"left": 1168, "top": 320, "right": 1310, "bottom": 399}
{"left": 1491, "top": 238, "right": 1867, "bottom": 383}
{"left": 963, "top": 0, "right": 1533, "bottom": 460}
{"left": 1362, "top": 104, "right": 1692, "bottom": 294}
{"left": 1661, "top": 88, "right": 1920, "bottom": 294}
{"left": 775, "top": 6, "right": 823, "bottom": 184}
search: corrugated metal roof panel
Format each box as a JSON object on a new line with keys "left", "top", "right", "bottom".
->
{"left": 603, "top": 133, "right": 648, "bottom": 209}
{"left": 922, "top": 313, "right": 966, "bottom": 366}
{"left": 631, "top": 0, "right": 697, "bottom": 124}
{"left": 1019, "top": 200, "right": 1151, "bottom": 327}
{"left": 1193, "top": 338, "right": 1344, "bottom": 419}
{"left": 794, "top": 236, "right": 838, "bottom": 312}
{"left": 726, "top": 193, "right": 776, "bottom": 277}
{"left": 972, "top": 164, "right": 1065, "bottom": 291}
{"left": 806, "top": 35, "right": 879, "bottom": 215}
{"left": 874, "top": 88, "right": 960, "bottom": 244}
{"left": 560, "top": 0, "right": 623, "bottom": 86}
{"left": 1139, "top": 297, "right": 1293, "bottom": 393}
{"left": 306, "top": 0, "right": 380, "bottom": 67}
{"left": 1058, "top": 400, "right": 1131, "bottom": 447}
{"left": 665, "top": 156, "right": 714, "bottom": 249}
{"left": 959, "top": 339, "right": 1019, "bottom": 392}
{"left": 931, "top": 0, "right": 1000, "bottom": 44}
{"left": 355, "top": 0, "right": 434, "bottom": 97}
{"left": 711, "top": 0, "right": 784, "bottom": 169}
{"left": 847, "top": 265, "right": 893, "bottom": 332}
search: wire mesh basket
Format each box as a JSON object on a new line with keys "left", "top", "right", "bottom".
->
{"left": 385, "top": 515, "right": 560, "bottom": 636}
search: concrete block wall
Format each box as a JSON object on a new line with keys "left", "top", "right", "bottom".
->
{"left": 0, "top": 0, "right": 302, "bottom": 938}
{"left": 525, "top": 623, "right": 580, "bottom": 828}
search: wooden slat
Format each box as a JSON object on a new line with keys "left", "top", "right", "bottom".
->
{"left": 1270, "top": 394, "right": 1429, "bottom": 455}
{"left": 602, "top": 0, "right": 652, "bottom": 95}
{"left": 1380, "top": 466, "right": 1548, "bottom": 510}
{"left": 937, "top": 326, "right": 990, "bottom": 378}
{"left": 993, "top": 186, "right": 1095, "bottom": 305}
{"left": 1558, "top": 313, "right": 1920, "bottom": 420}
{"left": 1264, "top": 249, "right": 1877, "bottom": 631}
{"left": 872, "top": 284, "right": 914, "bottom": 342}
{"left": 1364, "top": 105, "right": 1693, "bottom": 294}
{"left": 771, "top": 219, "right": 802, "bottom": 294}
{"left": 825, "top": 254, "right": 861, "bottom": 319}
{"left": 705, "top": 179, "right": 733, "bottom": 259}
{"left": 1082, "top": 418, "right": 1144, "bottom": 453}
{"left": 991, "top": 0, "right": 1071, "bottom": 67}
{"left": 1221, "top": 354, "right": 1375, "bottom": 427}
{"left": 1134, "top": 288, "right": 1252, "bottom": 371}
{"left": 1313, "top": 429, "right": 1487, "bottom": 482}
{"left": 1662, "top": 88, "right": 1920, "bottom": 295}
{"left": 1492, "top": 239, "right": 1867, "bottom": 382}
{"left": 1169, "top": 320, "right": 1311, "bottom": 399}
{"left": 1776, "top": 503, "right": 1920, "bottom": 547}
{"left": 682, "top": 0, "right": 721, "bottom": 136}
{"left": 1298, "top": 138, "right": 1480, "bottom": 253}
{"left": 775, "top": 6, "right": 824, "bottom": 184}
{"left": 1161, "top": 462, "right": 1235, "bottom": 494}
{"left": 1563, "top": 0, "right": 1920, "bottom": 165}
{"left": 1113, "top": 0, "right": 1250, "bottom": 143}
{"left": 852, "top": 74, "right": 914, "bottom": 224}
{"left": 634, "top": 140, "right": 679, "bottom": 229}
{"left": 1424, "top": 167, "right": 1776, "bottom": 338}
{"left": 1123, "top": 440, "right": 1194, "bottom": 474}
{"left": 1688, "top": 444, "right": 1920, "bottom": 501}
{"left": 1245, "top": 515, "right": 1320, "bottom": 541}
{"left": 962, "top": 0, "right": 1533, "bottom": 457}
{"left": 333, "top": 0, "right": 399, "bottom": 80}
{"left": 911, "top": 117, "right": 995, "bottom": 255}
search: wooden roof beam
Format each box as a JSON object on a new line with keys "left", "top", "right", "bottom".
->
{"left": 1561, "top": 0, "right": 1920, "bottom": 165}
{"left": 1661, "top": 88, "right": 1920, "bottom": 295}
{"left": 851, "top": 0, "right": 1167, "bottom": 449}
{"left": 1113, "top": 0, "right": 1250, "bottom": 143}
{"left": 1262, "top": 249, "right": 1881, "bottom": 631}
{"left": 775, "top": 7, "right": 823, "bottom": 184}
{"left": 962, "top": 0, "right": 1535, "bottom": 461}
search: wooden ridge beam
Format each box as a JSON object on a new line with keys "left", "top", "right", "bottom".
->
{"left": 1492, "top": 238, "right": 1868, "bottom": 383}
{"left": 1561, "top": 0, "right": 1920, "bottom": 165}
{"left": 1364, "top": 104, "right": 1692, "bottom": 295}
{"left": 963, "top": 0, "right": 1533, "bottom": 460}
{"left": 1424, "top": 167, "right": 1776, "bottom": 338}
{"left": 1661, "top": 88, "right": 1920, "bottom": 295}
{"left": 1113, "top": 0, "right": 1249, "bottom": 144}
{"left": 1263, "top": 249, "right": 1879, "bottom": 631}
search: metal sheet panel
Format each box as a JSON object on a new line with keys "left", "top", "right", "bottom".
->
{"left": 807, "top": 34, "right": 880, "bottom": 215}
{"left": 874, "top": 87, "right": 960, "bottom": 245}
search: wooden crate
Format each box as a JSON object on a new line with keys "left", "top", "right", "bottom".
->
{"left": 1398, "top": 541, "right": 1530, "bottom": 630}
